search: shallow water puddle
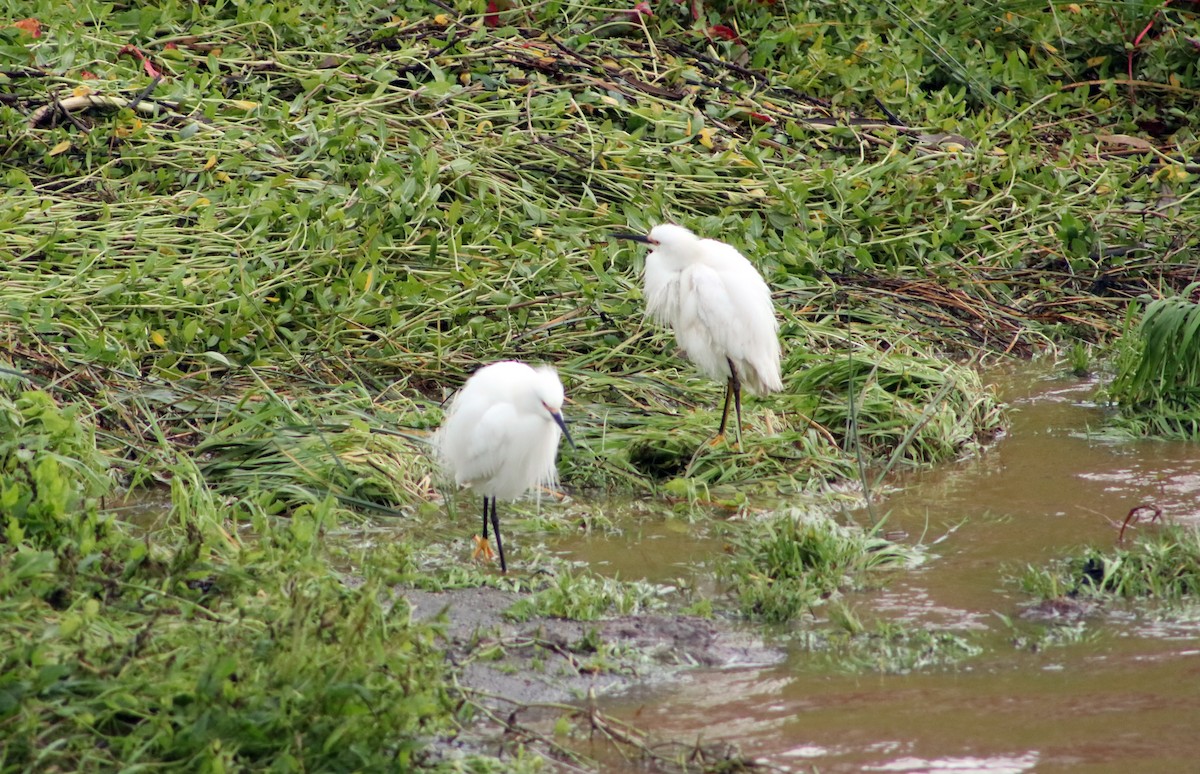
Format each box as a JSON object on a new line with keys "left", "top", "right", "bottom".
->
{"left": 581, "top": 364, "right": 1200, "bottom": 772}
{"left": 550, "top": 513, "right": 727, "bottom": 586}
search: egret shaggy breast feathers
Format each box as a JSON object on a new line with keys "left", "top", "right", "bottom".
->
{"left": 436, "top": 361, "right": 573, "bottom": 573}
{"left": 613, "top": 224, "right": 782, "bottom": 444}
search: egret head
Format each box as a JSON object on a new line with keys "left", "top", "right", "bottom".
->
{"left": 610, "top": 224, "right": 701, "bottom": 266}
{"left": 528, "top": 366, "right": 574, "bottom": 447}
{"left": 645, "top": 223, "right": 699, "bottom": 252}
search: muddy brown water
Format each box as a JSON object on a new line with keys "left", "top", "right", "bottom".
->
{"left": 552, "top": 365, "right": 1200, "bottom": 773}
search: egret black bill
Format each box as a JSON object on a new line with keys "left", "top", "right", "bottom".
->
{"left": 610, "top": 232, "right": 652, "bottom": 244}
{"left": 551, "top": 411, "right": 576, "bottom": 449}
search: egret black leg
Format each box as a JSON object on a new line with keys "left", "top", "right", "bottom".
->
{"left": 717, "top": 376, "right": 734, "bottom": 437}
{"left": 722, "top": 358, "right": 744, "bottom": 447}
{"left": 489, "top": 497, "right": 507, "bottom": 573}
{"left": 481, "top": 496, "right": 490, "bottom": 540}
{"left": 731, "top": 366, "right": 744, "bottom": 448}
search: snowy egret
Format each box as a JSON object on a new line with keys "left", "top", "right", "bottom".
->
{"left": 436, "top": 360, "right": 574, "bottom": 573}
{"left": 612, "top": 223, "right": 782, "bottom": 444}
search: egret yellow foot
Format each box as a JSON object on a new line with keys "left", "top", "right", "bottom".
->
{"left": 707, "top": 433, "right": 741, "bottom": 451}
{"left": 472, "top": 534, "right": 496, "bottom": 563}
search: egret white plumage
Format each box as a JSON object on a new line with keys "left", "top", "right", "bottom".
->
{"left": 612, "top": 223, "right": 782, "bottom": 444}
{"left": 436, "top": 360, "right": 573, "bottom": 573}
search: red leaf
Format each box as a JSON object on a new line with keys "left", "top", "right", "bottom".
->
{"left": 164, "top": 42, "right": 178, "bottom": 50}
{"left": 747, "top": 111, "right": 775, "bottom": 124}
{"left": 118, "top": 44, "right": 162, "bottom": 79}
{"left": 484, "top": 0, "right": 500, "bottom": 27}
{"left": 707, "top": 24, "right": 740, "bottom": 42}
{"left": 81, "top": 70, "right": 97, "bottom": 80}
{"left": 13, "top": 18, "right": 42, "bottom": 38}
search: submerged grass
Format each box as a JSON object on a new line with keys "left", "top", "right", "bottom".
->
{"left": 807, "top": 618, "right": 983, "bottom": 674}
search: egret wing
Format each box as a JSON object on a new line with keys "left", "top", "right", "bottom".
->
{"left": 687, "top": 262, "right": 781, "bottom": 393}
{"left": 689, "top": 265, "right": 759, "bottom": 358}
{"left": 452, "top": 403, "right": 518, "bottom": 489}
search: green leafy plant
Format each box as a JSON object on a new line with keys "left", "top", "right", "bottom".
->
{"left": 721, "top": 511, "right": 916, "bottom": 623}
{"left": 1108, "top": 284, "right": 1200, "bottom": 438}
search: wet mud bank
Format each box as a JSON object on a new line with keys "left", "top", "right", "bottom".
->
{"left": 401, "top": 586, "right": 785, "bottom": 708}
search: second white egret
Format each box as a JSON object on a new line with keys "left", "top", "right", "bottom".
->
{"left": 436, "top": 360, "right": 573, "bottom": 573}
{"left": 612, "top": 223, "right": 782, "bottom": 444}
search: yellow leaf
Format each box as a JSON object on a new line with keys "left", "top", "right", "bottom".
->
{"left": 362, "top": 268, "right": 374, "bottom": 293}
{"left": 49, "top": 140, "right": 71, "bottom": 156}
{"left": 459, "top": 71, "right": 471, "bottom": 85}
{"left": 599, "top": 95, "right": 619, "bottom": 107}
{"left": 215, "top": 171, "right": 231, "bottom": 183}
{"left": 476, "top": 120, "right": 493, "bottom": 133}
{"left": 192, "top": 196, "right": 211, "bottom": 208}
{"left": 231, "top": 100, "right": 258, "bottom": 110}
{"left": 72, "top": 85, "right": 92, "bottom": 98}
{"left": 697, "top": 128, "right": 715, "bottom": 149}
{"left": 1041, "top": 42, "right": 1058, "bottom": 54}
{"left": 204, "top": 155, "right": 217, "bottom": 170}
{"left": 1087, "top": 56, "right": 1106, "bottom": 67}
{"left": 944, "top": 142, "right": 965, "bottom": 153}
{"left": 433, "top": 13, "right": 450, "bottom": 25}
{"left": 115, "top": 117, "right": 143, "bottom": 138}
{"left": 1066, "top": 3, "right": 1081, "bottom": 12}
{"left": 150, "top": 331, "right": 166, "bottom": 347}
{"left": 1169, "top": 73, "right": 1181, "bottom": 88}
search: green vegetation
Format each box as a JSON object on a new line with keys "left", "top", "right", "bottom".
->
{"left": 0, "top": 385, "right": 457, "bottom": 770}
{"left": 3, "top": 0, "right": 1199, "bottom": 767}
{"left": 506, "top": 570, "right": 670, "bottom": 622}
{"left": 1108, "top": 284, "right": 1200, "bottom": 438}
{"left": 721, "top": 511, "right": 915, "bottom": 623}
{"left": 1021, "top": 524, "right": 1200, "bottom": 603}
{"left": 5, "top": 0, "right": 1195, "bottom": 510}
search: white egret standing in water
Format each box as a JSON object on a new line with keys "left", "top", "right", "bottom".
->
{"left": 436, "top": 360, "right": 573, "bottom": 573}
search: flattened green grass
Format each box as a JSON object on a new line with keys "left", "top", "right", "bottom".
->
{"left": 3, "top": 0, "right": 1195, "bottom": 510}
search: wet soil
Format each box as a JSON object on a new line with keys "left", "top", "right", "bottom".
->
{"left": 400, "top": 586, "right": 784, "bottom": 709}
